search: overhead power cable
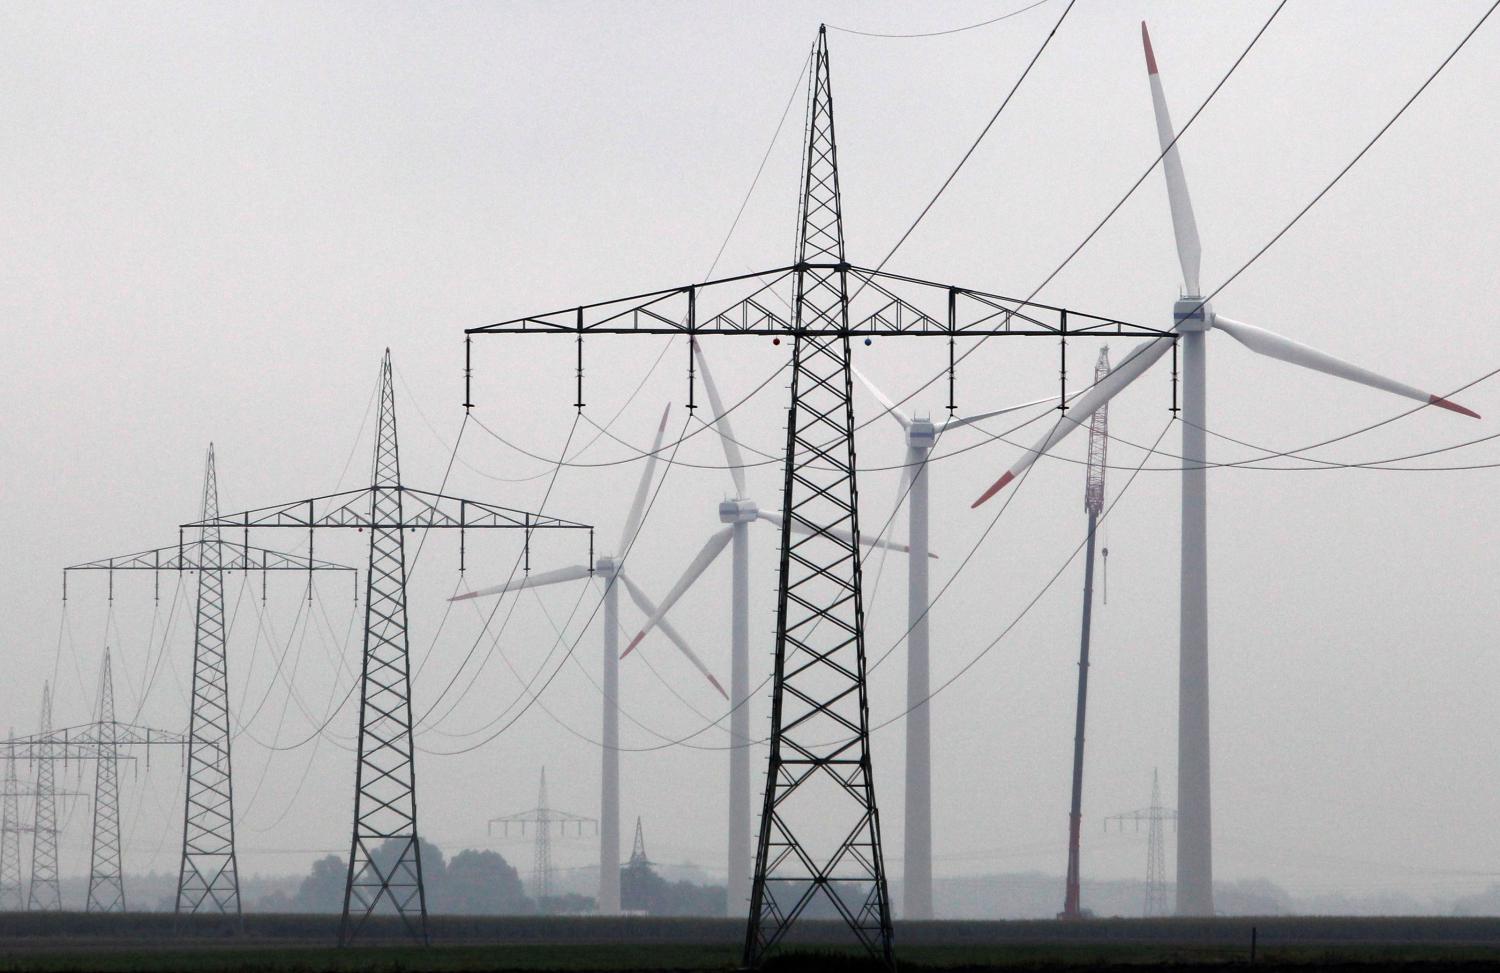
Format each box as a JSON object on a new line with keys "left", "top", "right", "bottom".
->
{"left": 827, "top": 0, "right": 1053, "bottom": 39}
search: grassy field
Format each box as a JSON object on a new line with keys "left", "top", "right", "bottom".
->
{"left": 2, "top": 915, "right": 1500, "bottom": 970}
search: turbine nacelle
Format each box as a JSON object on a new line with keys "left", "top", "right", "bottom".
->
{"left": 1174, "top": 297, "right": 1213, "bottom": 333}
{"left": 718, "top": 498, "right": 760, "bottom": 524}
{"left": 906, "top": 418, "right": 937, "bottom": 449}
{"left": 594, "top": 555, "right": 620, "bottom": 577}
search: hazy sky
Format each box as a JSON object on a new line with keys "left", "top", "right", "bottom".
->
{"left": 3, "top": 1, "right": 1499, "bottom": 909}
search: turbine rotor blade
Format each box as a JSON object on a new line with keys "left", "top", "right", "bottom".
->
{"left": 936, "top": 394, "right": 1059, "bottom": 432}
{"left": 693, "top": 340, "right": 749, "bottom": 498}
{"left": 617, "top": 573, "right": 727, "bottom": 699}
{"left": 450, "top": 564, "right": 592, "bottom": 601}
{"left": 973, "top": 337, "right": 1174, "bottom": 507}
{"left": 1143, "top": 21, "right": 1202, "bottom": 295}
{"left": 1212, "top": 316, "right": 1479, "bottom": 418}
{"left": 619, "top": 403, "right": 672, "bottom": 553}
{"left": 622, "top": 526, "right": 734, "bottom": 658}
{"left": 852, "top": 366, "right": 912, "bottom": 430}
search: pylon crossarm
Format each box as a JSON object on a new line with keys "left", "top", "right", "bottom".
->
{"left": 467, "top": 263, "right": 1170, "bottom": 339}
{"left": 183, "top": 487, "right": 589, "bottom": 532}
{"left": 65, "top": 540, "right": 354, "bottom": 573}
{"left": 4, "top": 723, "right": 185, "bottom": 753}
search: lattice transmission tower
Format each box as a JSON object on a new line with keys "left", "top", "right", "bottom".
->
{"left": 1105, "top": 769, "right": 1178, "bottom": 917}
{"left": 488, "top": 767, "right": 596, "bottom": 908}
{"left": 188, "top": 352, "right": 591, "bottom": 944}
{"left": 27, "top": 685, "right": 60, "bottom": 912}
{"left": 464, "top": 25, "right": 1163, "bottom": 968}
{"left": 6, "top": 654, "right": 188, "bottom": 913}
{"left": 87, "top": 650, "right": 124, "bottom": 912}
{"left": 0, "top": 736, "right": 30, "bottom": 910}
{"left": 64, "top": 445, "right": 354, "bottom": 919}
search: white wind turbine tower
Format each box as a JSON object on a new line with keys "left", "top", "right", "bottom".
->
{"left": 455, "top": 403, "right": 724, "bottom": 915}
{"left": 852, "top": 367, "right": 1052, "bottom": 920}
{"left": 621, "top": 340, "right": 911, "bottom": 915}
{"left": 973, "top": 22, "right": 1478, "bottom": 916}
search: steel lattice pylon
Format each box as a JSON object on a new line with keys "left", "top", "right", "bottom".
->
{"left": 745, "top": 28, "right": 893, "bottom": 967}
{"left": 63, "top": 447, "right": 354, "bottom": 920}
{"left": 184, "top": 351, "right": 591, "bottom": 945}
{"left": 465, "top": 25, "right": 1162, "bottom": 967}
{"left": 27, "top": 685, "right": 60, "bottom": 912}
{"left": 88, "top": 651, "right": 125, "bottom": 913}
{"left": 177, "top": 447, "right": 240, "bottom": 917}
{"left": 486, "top": 767, "right": 595, "bottom": 912}
{"left": 0, "top": 741, "right": 28, "bottom": 910}
{"left": 343, "top": 352, "right": 426, "bottom": 943}
{"left": 1105, "top": 769, "right": 1178, "bottom": 918}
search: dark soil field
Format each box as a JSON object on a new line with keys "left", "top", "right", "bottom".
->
{"left": 2, "top": 914, "right": 1500, "bottom": 971}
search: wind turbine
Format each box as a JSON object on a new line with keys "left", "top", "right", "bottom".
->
{"left": 619, "top": 340, "right": 912, "bottom": 916}
{"left": 454, "top": 402, "right": 723, "bottom": 915}
{"left": 851, "top": 366, "right": 1053, "bottom": 920}
{"left": 973, "top": 22, "right": 1478, "bottom": 916}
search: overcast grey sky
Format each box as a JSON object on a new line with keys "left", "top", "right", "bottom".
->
{"left": 3, "top": 1, "right": 1498, "bottom": 909}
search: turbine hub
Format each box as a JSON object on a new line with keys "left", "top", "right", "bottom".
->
{"left": 1173, "top": 296, "right": 1212, "bottom": 333}
{"left": 719, "top": 498, "right": 759, "bottom": 523}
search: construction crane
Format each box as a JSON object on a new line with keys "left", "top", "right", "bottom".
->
{"left": 1062, "top": 347, "right": 1111, "bottom": 920}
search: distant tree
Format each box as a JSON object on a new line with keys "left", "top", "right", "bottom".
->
{"left": 434, "top": 849, "right": 531, "bottom": 915}
{"left": 621, "top": 859, "right": 725, "bottom": 916}
{"left": 292, "top": 855, "right": 347, "bottom": 913}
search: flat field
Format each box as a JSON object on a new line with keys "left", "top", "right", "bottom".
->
{"left": 2, "top": 914, "right": 1500, "bottom": 971}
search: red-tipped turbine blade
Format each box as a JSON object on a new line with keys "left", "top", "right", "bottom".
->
{"left": 1430, "top": 395, "right": 1480, "bottom": 419}
{"left": 972, "top": 471, "right": 1015, "bottom": 509}
{"left": 1141, "top": 21, "right": 1158, "bottom": 75}
{"left": 707, "top": 674, "right": 728, "bottom": 700}
{"left": 621, "top": 631, "right": 646, "bottom": 659}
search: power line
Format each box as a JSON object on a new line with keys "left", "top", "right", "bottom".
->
{"left": 827, "top": 0, "right": 1052, "bottom": 39}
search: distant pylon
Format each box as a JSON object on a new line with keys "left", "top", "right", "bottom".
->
{"left": 628, "top": 816, "right": 649, "bottom": 868}
{"left": 1145, "top": 770, "right": 1169, "bottom": 917}
{"left": 176, "top": 445, "right": 241, "bottom": 918}
{"left": 87, "top": 651, "right": 125, "bottom": 913}
{"left": 27, "top": 685, "right": 60, "bottom": 912}
{"left": 1104, "top": 769, "right": 1177, "bottom": 918}
{"left": 487, "top": 767, "right": 596, "bottom": 910}
{"left": 534, "top": 769, "right": 552, "bottom": 902}
{"left": 0, "top": 736, "right": 28, "bottom": 910}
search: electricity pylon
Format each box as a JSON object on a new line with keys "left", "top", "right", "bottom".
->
{"left": 6, "top": 659, "right": 188, "bottom": 913}
{"left": 65, "top": 445, "right": 355, "bottom": 919}
{"left": 0, "top": 737, "right": 30, "bottom": 910}
{"left": 1105, "top": 769, "right": 1178, "bottom": 918}
{"left": 27, "top": 685, "right": 59, "bottom": 912}
{"left": 1062, "top": 347, "right": 1112, "bottom": 920}
{"left": 88, "top": 651, "right": 124, "bottom": 912}
{"left": 188, "top": 352, "right": 591, "bottom": 944}
{"left": 465, "top": 25, "right": 1163, "bottom": 967}
{"left": 488, "top": 767, "right": 596, "bottom": 909}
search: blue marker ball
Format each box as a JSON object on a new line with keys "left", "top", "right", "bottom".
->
{"left": 863, "top": 337, "right": 872, "bottom": 346}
